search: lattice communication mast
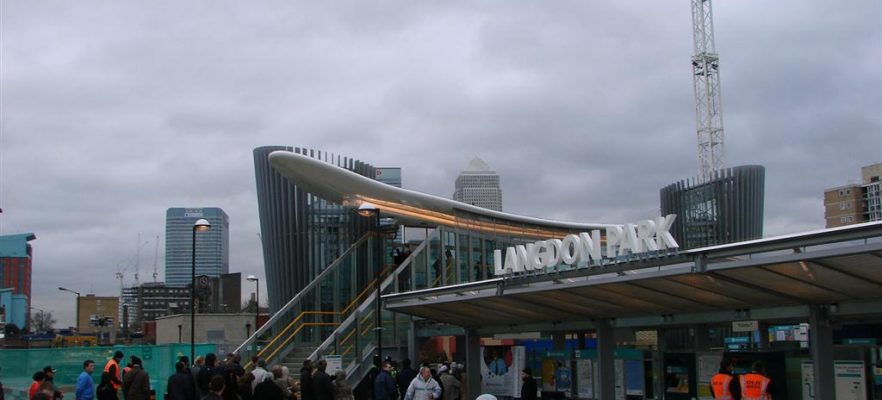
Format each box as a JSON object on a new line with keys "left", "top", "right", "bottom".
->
{"left": 691, "top": 0, "right": 725, "bottom": 181}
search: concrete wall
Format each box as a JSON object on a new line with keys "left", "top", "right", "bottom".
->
{"left": 155, "top": 313, "right": 258, "bottom": 353}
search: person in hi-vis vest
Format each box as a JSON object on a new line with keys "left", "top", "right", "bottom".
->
{"left": 103, "top": 351, "right": 124, "bottom": 393}
{"left": 710, "top": 360, "right": 740, "bottom": 399}
{"left": 739, "top": 361, "right": 774, "bottom": 400}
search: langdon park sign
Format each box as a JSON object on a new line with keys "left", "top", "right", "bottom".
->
{"left": 493, "top": 215, "right": 680, "bottom": 276}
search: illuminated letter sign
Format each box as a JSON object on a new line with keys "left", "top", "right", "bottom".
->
{"left": 493, "top": 215, "right": 678, "bottom": 276}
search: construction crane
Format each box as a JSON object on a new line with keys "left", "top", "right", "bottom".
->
{"left": 152, "top": 235, "right": 160, "bottom": 282}
{"left": 691, "top": 0, "right": 725, "bottom": 182}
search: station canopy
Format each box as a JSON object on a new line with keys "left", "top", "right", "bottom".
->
{"left": 384, "top": 222, "right": 882, "bottom": 334}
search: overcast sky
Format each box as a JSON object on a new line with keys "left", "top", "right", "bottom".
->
{"left": 1, "top": 1, "right": 880, "bottom": 328}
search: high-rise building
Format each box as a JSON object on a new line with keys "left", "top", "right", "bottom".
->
{"left": 254, "top": 146, "right": 374, "bottom": 312}
{"left": 824, "top": 162, "right": 882, "bottom": 228}
{"left": 164, "top": 208, "right": 229, "bottom": 287}
{"left": 452, "top": 157, "right": 503, "bottom": 211}
{"left": 375, "top": 168, "right": 402, "bottom": 188}
{"left": 0, "top": 233, "right": 35, "bottom": 328}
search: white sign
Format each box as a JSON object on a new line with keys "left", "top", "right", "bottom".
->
{"left": 732, "top": 320, "right": 759, "bottom": 332}
{"left": 325, "top": 355, "right": 343, "bottom": 374}
{"left": 801, "top": 360, "right": 867, "bottom": 400}
{"left": 494, "top": 215, "right": 679, "bottom": 275}
{"left": 835, "top": 361, "right": 867, "bottom": 400}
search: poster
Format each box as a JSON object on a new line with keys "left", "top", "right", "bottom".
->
{"left": 697, "top": 353, "right": 722, "bottom": 400}
{"left": 481, "top": 345, "right": 525, "bottom": 397}
{"left": 624, "top": 359, "right": 645, "bottom": 396}
{"left": 576, "top": 359, "right": 594, "bottom": 399}
{"left": 801, "top": 360, "right": 867, "bottom": 400}
{"left": 614, "top": 359, "right": 625, "bottom": 400}
{"left": 802, "top": 361, "right": 814, "bottom": 400}
{"left": 835, "top": 361, "right": 867, "bottom": 400}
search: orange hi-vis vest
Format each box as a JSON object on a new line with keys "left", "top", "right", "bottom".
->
{"left": 710, "top": 373, "right": 735, "bottom": 400}
{"left": 104, "top": 358, "right": 122, "bottom": 389}
{"left": 740, "top": 373, "right": 771, "bottom": 400}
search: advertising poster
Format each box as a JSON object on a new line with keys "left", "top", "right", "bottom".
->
{"left": 542, "top": 351, "right": 572, "bottom": 395}
{"left": 576, "top": 359, "right": 594, "bottom": 399}
{"left": 481, "top": 345, "right": 525, "bottom": 397}
{"left": 697, "top": 353, "right": 722, "bottom": 400}
{"left": 624, "top": 359, "right": 645, "bottom": 397}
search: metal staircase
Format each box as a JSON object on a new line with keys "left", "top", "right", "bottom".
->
{"left": 234, "top": 228, "right": 439, "bottom": 386}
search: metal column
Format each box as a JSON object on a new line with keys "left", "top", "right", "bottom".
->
{"left": 596, "top": 319, "right": 615, "bottom": 398}
{"left": 809, "top": 305, "right": 834, "bottom": 400}
{"left": 465, "top": 328, "right": 482, "bottom": 400}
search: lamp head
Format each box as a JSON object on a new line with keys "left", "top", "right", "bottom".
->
{"left": 246, "top": 275, "right": 258, "bottom": 282}
{"left": 357, "top": 202, "right": 379, "bottom": 217}
{"left": 193, "top": 219, "right": 211, "bottom": 232}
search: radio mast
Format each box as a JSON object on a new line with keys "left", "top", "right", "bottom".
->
{"left": 691, "top": 0, "right": 725, "bottom": 181}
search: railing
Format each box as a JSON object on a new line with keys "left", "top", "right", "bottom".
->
{"left": 308, "top": 228, "right": 439, "bottom": 385}
{"left": 235, "top": 232, "right": 378, "bottom": 366}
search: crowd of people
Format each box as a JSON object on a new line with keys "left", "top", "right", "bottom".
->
{"left": 20, "top": 351, "right": 491, "bottom": 400}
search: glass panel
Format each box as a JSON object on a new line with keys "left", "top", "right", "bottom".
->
{"left": 472, "top": 236, "right": 484, "bottom": 281}
{"left": 458, "top": 233, "right": 470, "bottom": 283}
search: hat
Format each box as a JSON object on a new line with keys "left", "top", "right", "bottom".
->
{"left": 42, "top": 366, "right": 56, "bottom": 373}
{"left": 439, "top": 365, "right": 449, "bottom": 373}
{"left": 114, "top": 350, "right": 124, "bottom": 359}
{"left": 131, "top": 356, "right": 143, "bottom": 366}
{"left": 522, "top": 368, "right": 532, "bottom": 376}
{"left": 476, "top": 395, "right": 498, "bottom": 400}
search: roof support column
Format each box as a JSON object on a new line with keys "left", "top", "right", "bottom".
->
{"left": 465, "top": 328, "right": 482, "bottom": 400}
{"left": 596, "top": 319, "right": 615, "bottom": 399}
{"left": 809, "top": 305, "right": 834, "bottom": 400}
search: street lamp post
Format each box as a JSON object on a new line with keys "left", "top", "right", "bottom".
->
{"left": 58, "top": 287, "right": 81, "bottom": 332}
{"left": 191, "top": 218, "right": 211, "bottom": 364}
{"left": 246, "top": 275, "right": 260, "bottom": 332}
{"left": 357, "top": 202, "right": 383, "bottom": 362}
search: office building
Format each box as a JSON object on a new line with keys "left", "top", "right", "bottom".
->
{"left": 134, "top": 282, "right": 191, "bottom": 324}
{"left": 209, "top": 272, "right": 241, "bottom": 314}
{"left": 375, "top": 167, "right": 402, "bottom": 188}
{"left": 660, "top": 165, "right": 765, "bottom": 249}
{"left": 824, "top": 162, "right": 882, "bottom": 227}
{"left": 76, "top": 295, "right": 119, "bottom": 335}
{"left": 0, "top": 233, "right": 35, "bottom": 327}
{"left": 452, "top": 157, "right": 503, "bottom": 211}
{"left": 254, "top": 146, "right": 375, "bottom": 312}
{"left": 165, "top": 207, "right": 229, "bottom": 287}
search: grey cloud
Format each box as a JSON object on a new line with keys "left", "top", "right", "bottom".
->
{"left": 2, "top": 0, "right": 879, "bottom": 327}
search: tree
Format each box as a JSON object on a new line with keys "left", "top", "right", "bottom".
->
{"left": 31, "top": 311, "right": 56, "bottom": 333}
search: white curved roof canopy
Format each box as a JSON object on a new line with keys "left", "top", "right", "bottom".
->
{"left": 268, "top": 150, "right": 619, "bottom": 236}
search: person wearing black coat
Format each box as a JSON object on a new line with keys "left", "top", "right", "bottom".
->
{"left": 396, "top": 359, "right": 418, "bottom": 398}
{"left": 253, "top": 377, "right": 285, "bottom": 400}
{"left": 312, "top": 360, "right": 335, "bottom": 400}
{"left": 300, "top": 359, "right": 315, "bottom": 400}
{"left": 521, "top": 368, "right": 537, "bottom": 400}
{"left": 197, "top": 353, "right": 220, "bottom": 396}
{"left": 166, "top": 361, "right": 195, "bottom": 400}
{"left": 96, "top": 372, "right": 119, "bottom": 400}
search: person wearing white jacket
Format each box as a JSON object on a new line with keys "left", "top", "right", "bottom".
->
{"left": 405, "top": 367, "right": 442, "bottom": 400}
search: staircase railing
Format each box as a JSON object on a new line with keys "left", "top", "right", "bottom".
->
{"left": 234, "top": 232, "right": 382, "bottom": 367}
{"left": 308, "top": 228, "right": 439, "bottom": 385}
